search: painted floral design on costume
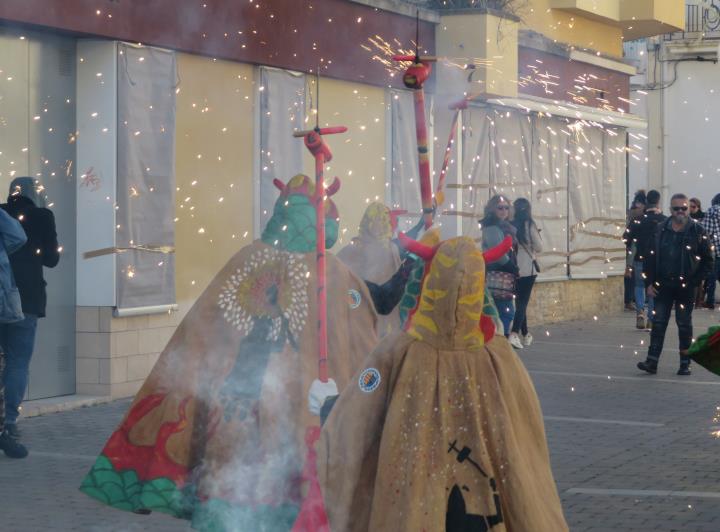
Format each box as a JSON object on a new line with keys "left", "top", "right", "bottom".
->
{"left": 218, "top": 247, "right": 309, "bottom": 342}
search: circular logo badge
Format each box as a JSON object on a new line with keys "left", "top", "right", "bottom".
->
{"left": 348, "top": 289, "right": 362, "bottom": 309}
{"left": 358, "top": 368, "right": 381, "bottom": 393}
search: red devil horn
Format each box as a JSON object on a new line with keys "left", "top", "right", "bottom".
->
{"left": 398, "top": 232, "right": 437, "bottom": 262}
{"left": 272, "top": 178, "right": 285, "bottom": 191}
{"left": 325, "top": 177, "right": 341, "bottom": 197}
{"left": 483, "top": 235, "right": 513, "bottom": 264}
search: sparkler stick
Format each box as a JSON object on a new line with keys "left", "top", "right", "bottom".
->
{"left": 291, "top": 76, "right": 345, "bottom": 532}
{"left": 392, "top": 20, "right": 435, "bottom": 229}
{"left": 300, "top": 125, "right": 346, "bottom": 382}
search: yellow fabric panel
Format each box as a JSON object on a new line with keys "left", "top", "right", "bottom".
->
{"left": 174, "top": 53, "right": 255, "bottom": 305}
{"left": 304, "top": 77, "right": 387, "bottom": 250}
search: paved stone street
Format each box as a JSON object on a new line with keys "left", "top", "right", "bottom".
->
{"left": 2, "top": 309, "right": 720, "bottom": 531}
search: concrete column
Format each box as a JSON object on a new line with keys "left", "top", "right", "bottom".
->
{"left": 76, "top": 40, "right": 118, "bottom": 307}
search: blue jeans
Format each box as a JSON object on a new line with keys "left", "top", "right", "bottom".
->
{"left": 633, "top": 261, "right": 654, "bottom": 321}
{"left": 0, "top": 314, "right": 38, "bottom": 425}
{"left": 496, "top": 299, "right": 516, "bottom": 337}
{"left": 706, "top": 259, "right": 720, "bottom": 306}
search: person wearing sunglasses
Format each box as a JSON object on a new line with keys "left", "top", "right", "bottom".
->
{"left": 480, "top": 195, "right": 518, "bottom": 338}
{"left": 638, "top": 193, "right": 715, "bottom": 376}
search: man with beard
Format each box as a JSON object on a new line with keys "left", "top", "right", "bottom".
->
{"left": 638, "top": 193, "right": 714, "bottom": 376}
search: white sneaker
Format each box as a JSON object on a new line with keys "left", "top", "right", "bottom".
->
{"left": 509, "top": 332, "right": 524, "bottom": 349}
{"left": 523, "top": 333, "right": 533, "bottom": 347}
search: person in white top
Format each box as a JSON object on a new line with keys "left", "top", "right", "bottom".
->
{"left": 509, "top": 198, "right": 542, "bottom": 349}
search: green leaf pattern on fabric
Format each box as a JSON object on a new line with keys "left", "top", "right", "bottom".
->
{"left": 80, "top": 456, "right": 298, "bottom": 528}
{"left": 80, "top": 455, "right": 190, "bottom": 518}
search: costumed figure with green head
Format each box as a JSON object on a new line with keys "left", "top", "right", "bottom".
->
{"left": 79, "top": 174, "right": 378, "bottom": 531}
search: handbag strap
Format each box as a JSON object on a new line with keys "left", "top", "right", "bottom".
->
{"left": 518, "top": 240, "right": 538, "bottom": 264}
{"left": 517, "top": 239, "right": 540, "bottom": 274}
{"left": 517, "top": 222, "right": 541, "bottom": 257}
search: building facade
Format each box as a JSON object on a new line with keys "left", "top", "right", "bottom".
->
{"left": 627, "top": 0, "right": 720, "bottom": 208}
{"left": 0, "top": 0, "right": 682, "bottom": 400}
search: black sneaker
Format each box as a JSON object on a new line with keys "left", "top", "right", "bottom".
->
{"left": 677, "top": 364, "right": 691, "bottom": 376}
{"left": 0, "top": 430, "right": 28, "bottom": 459}
{"left": 5, "top": 424, "right": 20, "bottom": 441}
{"left": 637, "top": 360, "right": 658, "bottom": 374}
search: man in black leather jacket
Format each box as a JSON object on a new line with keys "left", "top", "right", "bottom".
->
{"left": 637, "top": 193, "right": 714, "bottom": 376}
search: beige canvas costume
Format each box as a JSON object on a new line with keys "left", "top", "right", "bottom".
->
{"left": 337, "top": 202, "right": 402, "bottom": 336}
{"left": 81, "top": 175, "right": 378, "bottom": 531}
{"left": 318, "top": 236, "right": 568, "bottom": 532}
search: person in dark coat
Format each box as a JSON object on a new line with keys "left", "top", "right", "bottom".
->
{"left": 625, "top": 189, "right": 666, "bottom": 329}
{"left": 0, "top": 177, "right": 60, "bottom": 439}
{"left": 637, "top": 193, "right": 714, "bottom": 376}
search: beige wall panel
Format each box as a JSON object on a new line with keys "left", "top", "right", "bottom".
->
{"left": 175, "top": 53, "right": 254, "bottom": 305}
{"left": 309, "top": 77, "right": 387, "bottom": 249}
{"left": 0, "top": 31, "right": 30, "bottom": 186}
{"left": 437, "top": 13, "right": 519, "bottom": 99}
{"left": 523, "top": 0, "right": 624, "bottom": 57}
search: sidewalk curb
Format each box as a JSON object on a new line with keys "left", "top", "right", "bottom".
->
{"left": 20, "top": 394, "right": 116, "bottom": 419}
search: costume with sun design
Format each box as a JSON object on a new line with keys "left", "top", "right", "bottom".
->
{"left": 80, "top": 175, "right": 378, "bottom": 531}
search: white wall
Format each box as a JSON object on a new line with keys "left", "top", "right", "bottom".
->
{"left": 663, "top": 57, "right": 720, "bottom": 206}
{"left": 625, "top": 40, "right": 651, "bottom": 198}
{"left": 76, "top": 40, "right": 118, "bottom": 306}
{"left": 626, "top": 38, "right": 720, "bottom": 210}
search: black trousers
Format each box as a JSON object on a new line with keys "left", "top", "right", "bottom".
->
{"left": 512, "top": 275, "right": 536, "bottom": 335}
{"left": 648, "top": 284, "right": 694, "bottom": 363}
